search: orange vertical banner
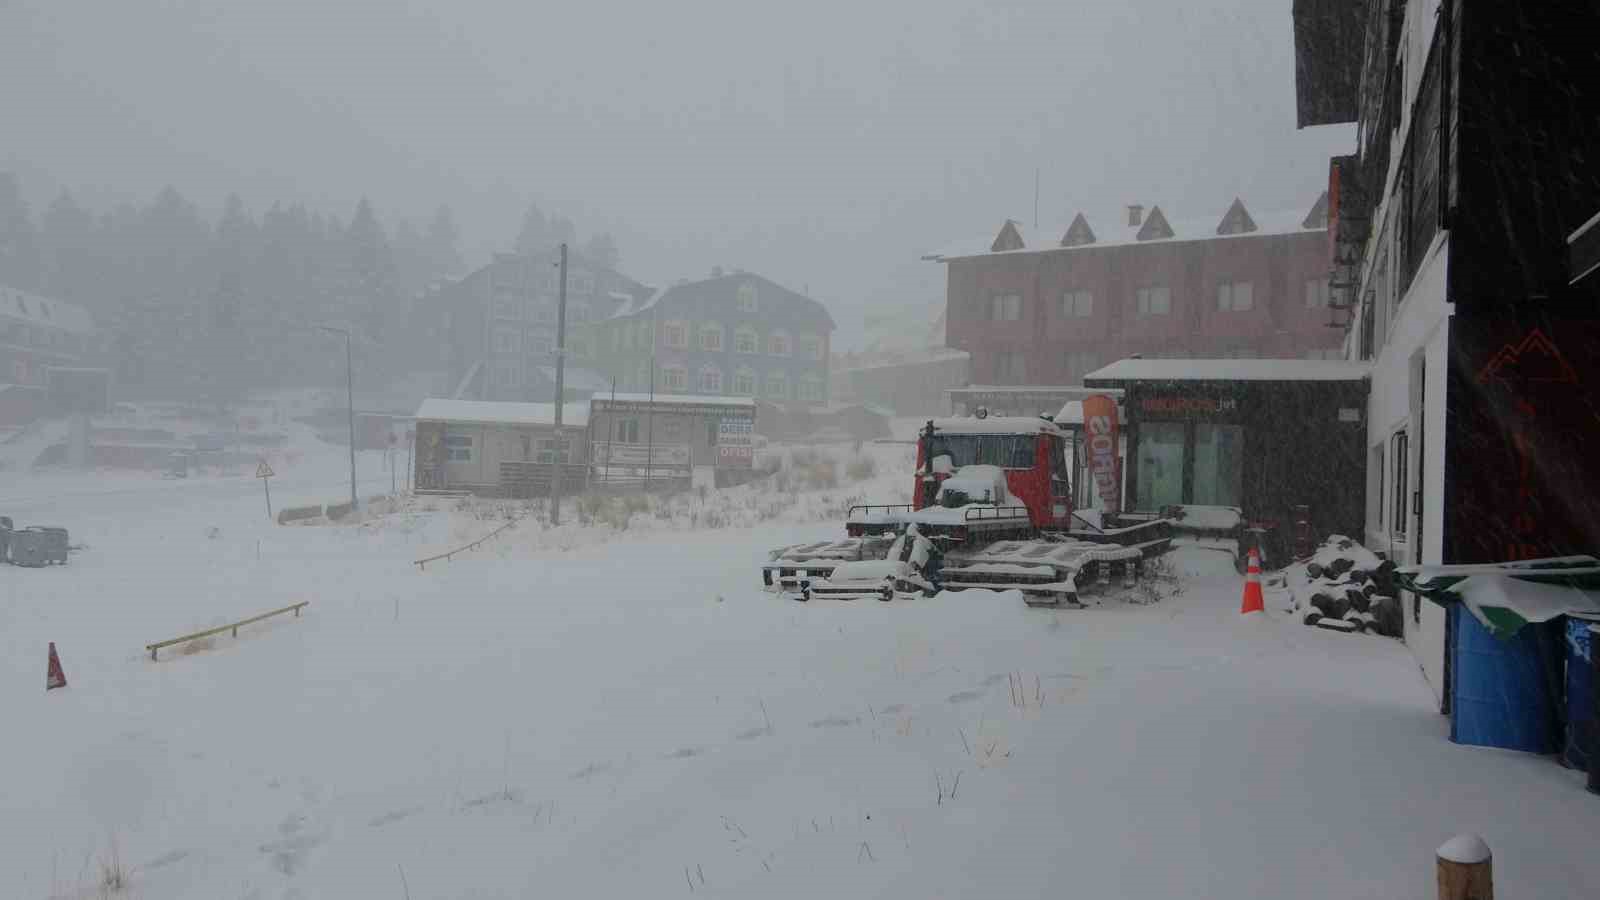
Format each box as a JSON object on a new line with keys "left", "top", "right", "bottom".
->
{"left": 1082, "top": 394, "right": 1121, "bottom": 516}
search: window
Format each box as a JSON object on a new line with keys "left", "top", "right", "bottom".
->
{"left": 528, "top": 329, "right": 555, "bottom": 355}
{"left": 766, "top": 371, "right": 788, "bottom": 400}
{"left": 1217, "top": 281, "right": 1254, "bottom": 312}
{"left": 566, "top": 333, "right": 591, "bottom": 359}
{"left": 994, "top": 351, "right": 1027, "bottom": 383}
{"left": 637, "top": 320, "right": 653, "bottom": 348}
{"left": 494, "top": 360, "right": 520, "bottom": 388}
{"left": 1136, "top": 286, "right": 1171, "bottom": 316}
{"left": 531, "top": 300, "right": 555, "bottom": 324}
{"left": 799, "top": 334, "right": 823, "bottom": 360}
{"left": 737, "top": 281, "right": 759, "bottom": 312}
{"left": 1136, "top": 422, "right": 1186, "bottom": 510}
{"left": 698, "top": 365, "right": 723, "bottom": 393}
{"left": 661, "top": 365, "right": 688, "bottom": 392}
{"left": 768, "top": 330, "right": 791, "bottom": 356}
{"left": 1064, "top": 350, "right": 1100, "bottom": 381}
{"left": 700, "top": 323, "right": 724, "bottom": 352}
{"left": 1304, "top": 278, "right": 1331, "bottom": 308}
{"left": 613, "top": 418, "right": 641, "bottom": 443}
{"left": 733, "top": 367, "right": 757, "bottom": 395}
{"left": 1193, "top": 424, "right": 1244, "bottom": 507}
{"left": 735, "top": 326, "right": 759, "bottom": 354}
{"left": 567, "top": 302, "right": 589, "bottom": 324}
{"left": 492, "top": 325, "right": 521, "bottom": 354}
{"left": 1368, "top": 443, "right": 1386, "bottom": 533}
{"left": 1062, "top": 290, "right": 1093, "bottom": 318}
{"left": 799, "top": 373, "right": 824, "bottom": 402}
{"left": 444, "top": 432, "right": 474, "bottom": 462}
{"left": 492, "top": 287, "right": 520, "bottom": 320}
{"left": 1391, "top": 431, "right": 1409, "bottom": 539}
{"left": 989, "top": 293, "right": 1022, "bottom": 321}
{"left": 663, "top": 320, "right": 689, "bottom": 349}
{"left": 536, "top": 437, "right": 573, "bottom": 464}
{"left": 923, "top": 434, "right": 1036, "bottom": 471}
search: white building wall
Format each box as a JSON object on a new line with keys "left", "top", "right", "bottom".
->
{"left": 1345, "top": 2, "right": 1456, "bottom": 703}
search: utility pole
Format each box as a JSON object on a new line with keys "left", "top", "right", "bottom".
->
{"left": 551, "top": 243, "right": 568, "bottom": 525}
{"left": 320, "top": 325, "right": 358, "bottom": 511}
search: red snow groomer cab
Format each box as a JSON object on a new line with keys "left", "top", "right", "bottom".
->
{"left": 763, "top": 411, "right": 1171, "bottom": 607}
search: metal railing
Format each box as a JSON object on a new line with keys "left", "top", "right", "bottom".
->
{"left": 413, "top": 518, "right": 518, "bottom": 570}
{"left": 847, "top": 503, "right": 914, "bottom": 520}
{"left": 964, "top": 505, "right": 1031, "bottom": 523}
{"left": 146, "top": 601, "right": 308, "bottom": 661}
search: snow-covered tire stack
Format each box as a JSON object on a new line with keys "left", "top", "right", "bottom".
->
{"left": 1286, "top": 536, "right": 1404, "bottom": 638}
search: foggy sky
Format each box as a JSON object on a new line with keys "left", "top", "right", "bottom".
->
{"left": 2, "top": 0, "right": 1352, "bottom": 349}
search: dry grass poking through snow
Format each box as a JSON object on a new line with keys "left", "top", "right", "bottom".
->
{"left": 411, "top": 443, "right": 915, "bottom": 554}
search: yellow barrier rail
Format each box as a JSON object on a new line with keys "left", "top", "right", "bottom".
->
{"left": 145, "top": 601, "right": 309, "bottom": 661}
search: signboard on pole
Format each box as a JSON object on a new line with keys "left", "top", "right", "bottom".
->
{"left": 716, "top": 417, "right": 754, "bottom": 467}
{"left": 256, "top": 459, "right": 275, "bottom": 519}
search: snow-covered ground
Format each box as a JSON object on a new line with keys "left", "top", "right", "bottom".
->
{"left": 5, "top": 427, "right": 1599, "bottom": 899}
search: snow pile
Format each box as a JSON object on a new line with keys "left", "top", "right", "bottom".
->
{"left": 1282, "top": 535, "right": 1402, "bottom": 636}
{"left": 936, "top": 465, "right": 1009, "bottom": 506}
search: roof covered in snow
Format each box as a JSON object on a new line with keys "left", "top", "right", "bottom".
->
{"left": 1083, "top": 358, "right": 1370, "bottom": 383}
{"left": 922, "top": 196, "right": 1328, "bottom": 262}
{"left": 606, "top": 272, "right": 835, "bottom": 331}
{"left": 0, "top": 284, "right": 95, "bottom": 334}
{"left": 414, "top": 399, "right": 590, "bottom": 428}
{"left": 1049, "top": 398, "right": 1126, "bottom": 425}
{"left": 594, "top": 392, "right": 756, "bottom": 408}
{"left": 533, "top": 366, "right": 613, "bottom": 393}
{"left": 930, "top": 415, "right": 1062, "bottom": 435}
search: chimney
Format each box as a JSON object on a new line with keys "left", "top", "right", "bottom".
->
{"left": 1127, "top": 205, "right": 1144, "bottom": 227}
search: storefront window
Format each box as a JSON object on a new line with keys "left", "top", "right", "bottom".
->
{"left": 1136, "top": 422, "right": 1185, "bottom": 510}
{"left": 1192, "top": 424, "right": 1244, "bottom": 507}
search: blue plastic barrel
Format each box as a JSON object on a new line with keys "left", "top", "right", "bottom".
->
{"left": 1566, "top": 614, "right": 1600, "bottom": 770}
{"left": 1450, "top": 605, "right": 1562, "bottom": 754}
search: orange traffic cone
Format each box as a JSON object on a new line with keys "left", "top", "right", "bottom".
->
{"left": 1240, "top": 548, "right": 1265, "bottom": 615}
{"left": 46, "top": 642, "right": 67, "bottom": 691}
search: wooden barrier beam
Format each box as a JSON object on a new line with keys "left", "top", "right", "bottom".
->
{"left": 146, "top": 601, "right": 309, "bottom": 661}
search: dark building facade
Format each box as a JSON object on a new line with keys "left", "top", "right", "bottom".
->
{"left": 1293, "top": 0, "right": 1600, "bottom": 698}
{"left": 925, "top": 197, "right": 1343, "bottom": 388}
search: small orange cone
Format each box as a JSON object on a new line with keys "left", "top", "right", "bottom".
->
{"left": 46, "top": 642, "right": 67, "bottom": 691}
{"left": 1240, "top": 548, "right": 1265, "bottom": 615}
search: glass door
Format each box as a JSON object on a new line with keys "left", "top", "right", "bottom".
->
{"left": 1136, "top": 422, "right": 1185, "bottom": 510}
{"left": 1192, "top": 424, "right": 1244, "bottom": 507}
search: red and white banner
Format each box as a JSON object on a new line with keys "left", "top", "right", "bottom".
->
{"left": 1082, "top": 394, "right": 1121, "bottom": 515}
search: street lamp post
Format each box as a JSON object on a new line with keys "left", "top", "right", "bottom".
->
{"left": 551, "top": 243, "right": 569, "bottom": 525}
{"left": 319, "top": 325, "right": 358, "bottom": 511}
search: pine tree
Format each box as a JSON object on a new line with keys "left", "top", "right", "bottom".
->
{"left": 550, "top": 215, "right": 577, "bottom": 249}
{"left": 38, "top": 190, "right": 95, "bottom": 303}
{"left": 583, "top": 231, "right": 620, "bottom": 270}
{"left": 425, "top": 204, "right": 463, "bottom": 275}
{"left": 514, "top": 202, "right": 549, "bottom": 255}
{"left": 0, "top": 172, "right": 42, "bottom": 289}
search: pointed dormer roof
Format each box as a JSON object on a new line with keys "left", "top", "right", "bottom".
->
{"left": 1061, "top": 212, "right": 1097, "bottom": 247}
{"left": 1136, "top": 205, "right": 1174, "bottom": 241}
{"left": 1216, "top": 198, "right": 1258, "bottom": 235}
{"left": 1302, "top": 191, "right": 1330, "bottom": 229}
{"left": 991, "top": 219, "right": 1025, "bottom": 252}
